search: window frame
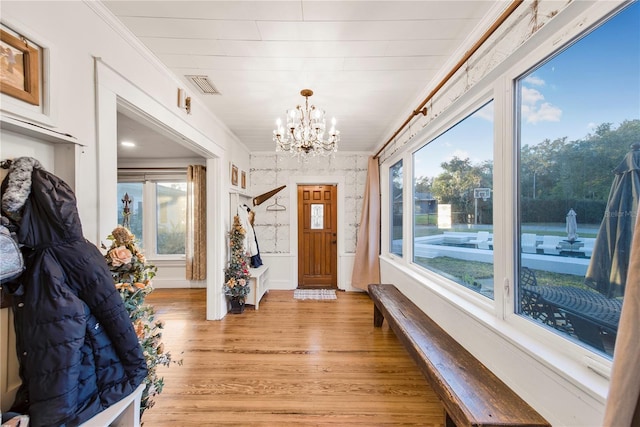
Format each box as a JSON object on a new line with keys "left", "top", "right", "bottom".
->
{"left": 504, "top": 2, "right": 633, "bottom": 369}
{"left": 389, "top": 158, "right": 404, "bottom": 258}
{"left": 398, "top": 90, "right": 498, "bottom": 312}
{"left": 410, "top": 99, "right": 497, "bottom": 301}
{"left": 117, "top": 172, "right": 187, "bottom": 261}
{"left": 154, "top": 180, "right": 188, "bottom": 256}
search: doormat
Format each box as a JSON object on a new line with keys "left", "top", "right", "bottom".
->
{"left": 293, "top": 289, "right": 337, "bottom": 300}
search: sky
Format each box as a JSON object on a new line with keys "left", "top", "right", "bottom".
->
{"left": 414, "top": 2, "right": 639, "bottom": 179}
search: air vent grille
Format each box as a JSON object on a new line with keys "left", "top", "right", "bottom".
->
{"left": 186, "top": 75, "right": 220, "bottom": 95}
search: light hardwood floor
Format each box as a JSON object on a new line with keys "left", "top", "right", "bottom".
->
{"left": 142, "top": 289, "right": 443, "bottom": 426}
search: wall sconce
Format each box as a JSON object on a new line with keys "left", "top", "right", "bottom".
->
{"left": 178, "top": 88, "right": 192, "bottom": 114}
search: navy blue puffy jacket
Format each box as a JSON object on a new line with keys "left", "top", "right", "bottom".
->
{"left": 1, "top": 158, "right": 147, "bottom": 427}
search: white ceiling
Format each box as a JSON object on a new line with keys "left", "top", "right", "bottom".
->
{"left": 117, "top": 111, "right": 200, "bottom": 159}
{"left": 104, "top": 1, "right": 502, "bottom": 158}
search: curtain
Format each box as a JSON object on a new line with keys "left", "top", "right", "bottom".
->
{"left": 186, "top": 165, "right": 206, "bottom": 280}
{"left": 351, "top": 156, "right": 381, "bottom": 291}
{"left": 602, "top": 210, "right": 640, "bottom": 426}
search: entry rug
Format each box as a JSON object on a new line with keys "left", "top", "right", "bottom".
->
{"left": 294, "top": 289, "right": 337, "bottom": 300}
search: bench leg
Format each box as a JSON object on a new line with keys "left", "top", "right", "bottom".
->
{"left": 373, "top": 303, "right": 384, "bottom": 327}
{"left": 445, "top": 411, "right": 457, "bottom": 427}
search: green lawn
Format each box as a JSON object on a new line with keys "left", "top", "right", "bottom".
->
{"left": 415, "top": 256, "right": 588, "bottom": 289}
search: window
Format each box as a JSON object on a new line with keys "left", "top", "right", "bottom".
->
{"left": 413, "top": 100, "right": 494, "bottom": 298}
{"left": 390, "top": 160, "right": 403, "bottom": 256}
{"left": 516, "top": 3, "right": 639, "bottom": 356}
{"left": 117, "top": 182, "right": 143, "bottom": 247}
{"left": 117, "top": 176, "right": 187, "bottom": 258}
{"left": 156, "top": 182, "right": 187, "bottom": 255}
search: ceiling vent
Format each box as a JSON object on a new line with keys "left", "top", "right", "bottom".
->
{"left": 186, "top": 75, "right": 220, "bottom": 95}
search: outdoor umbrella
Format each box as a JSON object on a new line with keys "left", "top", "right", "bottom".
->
{"left": 585, "top": 143, "right": 640, "bottom": 298}
{"left": 566, "top": 208, "right": 578, "bottom": 242}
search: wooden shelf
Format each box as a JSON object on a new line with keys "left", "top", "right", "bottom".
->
{"left": 1, "top": 115, "right": 84, "bottom": 146}
{"left": 229, "top": 189, "right": 251, "bottom": 198}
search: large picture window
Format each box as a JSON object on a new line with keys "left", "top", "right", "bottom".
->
{"left": 117, "top": 182, "right": 143, "bottom": 247}
{"left": 516, "top": 3, "right": 639, "bottom": 356}
{"left": 413, "top": 100, "right": 494, "bottom": 298}
{"left": 117, "top": 177, "right": 187, "bottom": 258}
{"left": 156, "top": 182, "right": 187, "bottom": 255}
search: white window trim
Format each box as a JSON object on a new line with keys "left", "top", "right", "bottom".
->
{"left": 499, "top": 0, "right": 628, "bottom": 381}
{"left": 117, "top": 178, "right": 187, "bottom": 261}
{"left": 405, "top": 88, "right": 497, "bottom": 313}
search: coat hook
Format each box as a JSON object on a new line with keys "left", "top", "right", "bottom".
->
{"left": 413, "top": 107, "right": 427, "bottom": 117}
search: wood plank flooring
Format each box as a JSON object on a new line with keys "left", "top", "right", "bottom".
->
{"left": 142, "top": 289, "right": 443, "bottom": 426}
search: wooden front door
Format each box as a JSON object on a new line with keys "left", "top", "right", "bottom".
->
{"left": 298, "top": 185, "right": 337, "bottom": 288}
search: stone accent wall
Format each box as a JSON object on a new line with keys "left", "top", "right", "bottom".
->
{"left": 250, "top": 153, "right": 370, "bottom": 254}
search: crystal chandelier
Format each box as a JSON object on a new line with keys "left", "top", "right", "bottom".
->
{"left": 273, "top": 89, "right": 340, "bottom": 157}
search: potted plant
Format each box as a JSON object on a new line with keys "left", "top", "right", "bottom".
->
{"left": 224, "top": 215, "right": 251, "bottom": 313}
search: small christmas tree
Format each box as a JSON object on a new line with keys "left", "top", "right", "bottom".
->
{"left": 223, "top": 215, "right": 251, "bottom": 306}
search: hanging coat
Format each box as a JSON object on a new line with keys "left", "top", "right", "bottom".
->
{"left": 237, "top": 204, "right": 258, "bottom": 257}
{"left": 247, "top": 209, "right": 262, "bottom": 268}
{"left": 1, "top": 157, "right": 147, "bottom": 427}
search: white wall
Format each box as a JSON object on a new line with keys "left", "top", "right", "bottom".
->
{"left": 0, "top": 133, "right": 58, "bottom": 174}
{"left": 1, "top": 0, "right": 247, "bottom": 235}
{"left": 0, "top": 0, "right": 251, "bottom": 326}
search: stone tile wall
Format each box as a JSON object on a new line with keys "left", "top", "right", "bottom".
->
{"left": 250, "top": 153, "right": 370, "bottom": 254}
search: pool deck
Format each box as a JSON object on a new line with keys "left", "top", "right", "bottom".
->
{"left": 399, "top": 232, "right": 591, "bottom": 276}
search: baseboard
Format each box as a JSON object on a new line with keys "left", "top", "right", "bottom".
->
{"left": 152, "top": 279, "right": 206, "bottom": 289}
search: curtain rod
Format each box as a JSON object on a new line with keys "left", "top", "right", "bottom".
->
{"left": 118, "top": 167, "right": 193, "bottom": 173}
{"left": 117, "top": 167, "right": 205, "bottom": 171}
{"left": 374, "top": 0, "right": 523, "bottom": 159}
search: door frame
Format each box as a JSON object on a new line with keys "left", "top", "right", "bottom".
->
{"left": 297, "top": 184, "right": 338, "bottom": 289}
{"left": 289, "top": 174, "right": 346, "bottom": 290}
{"left": 95, "top": 60, "right": 226, "bottom": 320}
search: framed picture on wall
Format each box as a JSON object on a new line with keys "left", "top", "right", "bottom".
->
{"left": 231, "top": 164, "right": 238, "bottom": 186}
{"left": 0, "top": 28, "right": 40, "bottom": 105}
{"left": 241, "top": 171, "right": 246, "bottom": 189}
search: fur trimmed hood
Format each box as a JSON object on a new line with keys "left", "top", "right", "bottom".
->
{"left": 1, "top": 157, "right": 43, "bottom": 222}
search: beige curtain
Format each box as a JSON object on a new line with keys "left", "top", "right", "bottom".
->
{"left": 351, "top": 156, "right": 381, "bottom": 291}
{"left": 602, "top": 210, "right": 640, "bottom": 426}
{"left": 186, "top": 165, "right": 206, "bottom": 280}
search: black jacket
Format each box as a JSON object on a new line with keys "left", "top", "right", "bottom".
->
{"left": 1, "top": 157, "right": 147, "bottom": 427}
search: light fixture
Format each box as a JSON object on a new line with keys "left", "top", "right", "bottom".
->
{"left": 177, "top": 88, "right": 192, "bottom": 114}
{"left": 273, "top": 89, "right": 340, "bottom": 157}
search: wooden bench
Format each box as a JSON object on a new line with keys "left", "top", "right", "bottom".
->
{"left": 246, "top": 265, "right": 269, "bottom": 310}
{"left": 368, "top": 284, "right": 550, "bottom": 427}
